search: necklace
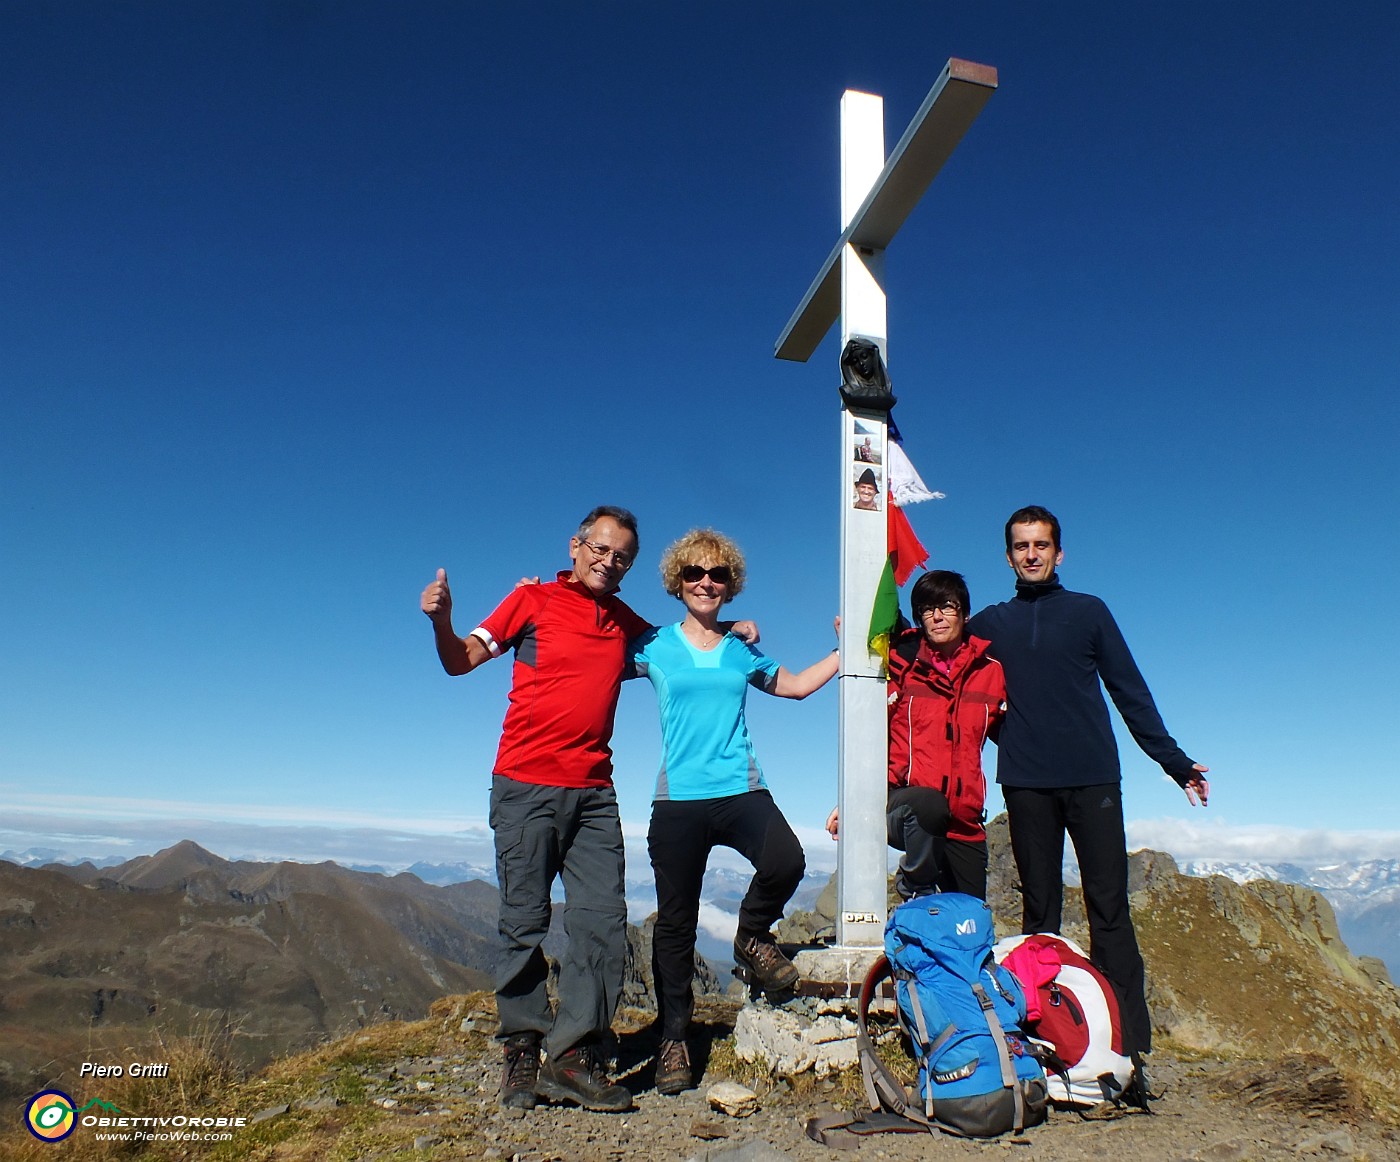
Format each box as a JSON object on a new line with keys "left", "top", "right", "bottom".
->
{"left": 685, "top": 623, "right": 723, "bottom": 650}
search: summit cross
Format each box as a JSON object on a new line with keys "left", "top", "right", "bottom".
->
{"left": 776, "top": 59, "right": 998, "bottom": 947}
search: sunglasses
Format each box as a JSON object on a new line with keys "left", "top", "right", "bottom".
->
{"left": 681, "top": 564, "right": 732, "bottom": 585}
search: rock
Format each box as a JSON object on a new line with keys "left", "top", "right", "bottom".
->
{"left": 774, "top": 877, "right": 837, "bottom": 945}
{"left": 688, "top": 1117, "right": 731, "bottom": 1140}
{"left": 1359, "top": 956, "right": 1393, "bottom": 987}
{"left": 733, "top": 1005, "right": 857, "bottom": 1078}
{"left": 293, "top": 1096, "right": 340, "bottom": 1112}
{"left": 1129, "top": 847, "right": 1181, "bottom": 893}
{"left": 1296, "top": 1129, "right": 1356, "bottom": 1155}
{"left": 250, "top": 1103, "right": 290, "bottom": 1124}
{"left": 413, "top": 1134, "right": 440, "bottom": 1150}
{"left": 706, "top": 1081, "right": 759, "bottom": 1117}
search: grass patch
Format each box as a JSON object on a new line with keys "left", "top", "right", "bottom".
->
{"left": 328, "top": 1065, "right": 367, "bottom": 1105}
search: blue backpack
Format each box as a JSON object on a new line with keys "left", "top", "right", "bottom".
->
{"left": 809, "top": 894, "right": 1047, "bottom": 1144}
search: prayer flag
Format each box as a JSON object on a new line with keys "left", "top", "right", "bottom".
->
{"left": 866, "top": 417, "right": 935, "bottom": 671}
{"left": 867, "top": 556, "right": 900, "bottom": 669}
{"left": 887, "top": 439, "right": 944, "bottom": 506}
{"left": 888, "top": 498, "right": 928, "bottom": 587}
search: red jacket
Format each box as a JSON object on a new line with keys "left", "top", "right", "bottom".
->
{"left": 887, "top": 630, "right": 1006, "bottom": 843}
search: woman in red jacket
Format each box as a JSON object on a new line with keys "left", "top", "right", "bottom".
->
{"left": 827, "top": 570, "right": 1005, "bottom": 899}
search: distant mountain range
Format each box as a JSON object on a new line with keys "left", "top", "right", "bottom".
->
{"left": 0, "top": 841, "right": 497, "bottom": 1099}
{"left": 255, "top": 854, "right": 832, "bottom": 968}
{"left": 315, "top": 850, "right": 1400, "bottom": 978}
{"left": 5, "top": 844, "right": 1395, "bottom": 980}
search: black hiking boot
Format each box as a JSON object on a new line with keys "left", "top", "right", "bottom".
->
{"left": 734, "top": 932, "right": 800, "bottom": 994}
{"left": 655, "top": 1038, "right": 692, "bottom": 1096}
{"left": 536, "top": 1043, "right": 633, "bottom": 1112}
{"left": 499, "top": 1033, "right": 540, "bottom": 1110}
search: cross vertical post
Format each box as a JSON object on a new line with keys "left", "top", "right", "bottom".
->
{"left": 776, "top": 59, "right": 998, "bottom": 951}
{"left": 834, "top": 90, "right": 891, "bottom": 948}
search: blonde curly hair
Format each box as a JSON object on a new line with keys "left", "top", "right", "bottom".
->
{"left": 659, "top": 528, "right": 747, "bottom": 602}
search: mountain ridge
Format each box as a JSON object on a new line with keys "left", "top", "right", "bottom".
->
{"left": 0, "top": 843, "right": 499, "bottom": 1101}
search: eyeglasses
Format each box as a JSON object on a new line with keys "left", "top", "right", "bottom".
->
{"left": 681, "top": 564, "right": 732, "bottom": 585}
{"left": 577, "top": 539, "right": 634, "bottom": 569}
{"left": 919, "top": 602, "right": 963, "bottom": 619}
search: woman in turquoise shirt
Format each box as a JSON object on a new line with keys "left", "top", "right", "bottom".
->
{"left": 631, "top": 528, "right": 837, "bottom": 1096}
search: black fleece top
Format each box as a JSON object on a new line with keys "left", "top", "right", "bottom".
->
{"left": 966, "top": 578, "right": 1196, "bottom": 790}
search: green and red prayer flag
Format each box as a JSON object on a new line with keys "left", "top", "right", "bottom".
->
{"left": 867, "top": 430, "right": 938, "bottom": 669}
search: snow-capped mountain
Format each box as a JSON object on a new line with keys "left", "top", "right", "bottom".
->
{"left": 1180, "top": 858, "right": 1400, "bottom": 897}
{"left": 0, "top": 847, "right": 127, "bottom": 870}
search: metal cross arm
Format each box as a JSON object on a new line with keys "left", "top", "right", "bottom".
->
{"left": 774, "top": 58, "right": 998, "bottom": 363}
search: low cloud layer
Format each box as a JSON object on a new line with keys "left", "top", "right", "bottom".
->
{"left": 3, "top": 789, "right": 1395, "bottom": 877}
{"left": 1126, "top": 817, "right": 1400, "bottom": 866}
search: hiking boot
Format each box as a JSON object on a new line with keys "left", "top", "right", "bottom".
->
{"left": 733, "top": 932, "right": 800, "bottom": 993}
{"left": 655, "top": 1038, "right": 692, "bottom": 1096}
{"left": 536, "top": 1043, "right": 633, "bottom": 1112}
{"left": 499, "top": 1033, "right": 540, "bottom": 1110}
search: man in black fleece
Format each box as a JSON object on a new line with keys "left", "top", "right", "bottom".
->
{"left": 968, "top": 505, "right": 1209, "bottom": 1072}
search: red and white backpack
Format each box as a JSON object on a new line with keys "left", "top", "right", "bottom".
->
{"left": 992, "top": 933, "right": 1136, "bottom": 1108}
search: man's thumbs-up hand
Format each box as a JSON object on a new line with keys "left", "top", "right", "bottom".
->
{"left": 421, "top": 568, "right": 453, "bottom": 622}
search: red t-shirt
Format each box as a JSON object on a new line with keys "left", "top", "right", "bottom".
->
{"left": 472, "top": 572, "right": 651, "bottom": 788}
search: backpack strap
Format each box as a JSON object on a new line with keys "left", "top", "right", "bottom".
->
{"left": 854, "top": 955, "right": 936, "bottom": 1133}
{"left": 805, "top": 1108, "right": 942, "bottom": 1148}
{"left": 1027, "top": 1038, "right": 1076, "bottom": 1100}
{"left": 1119, "top": 1052, "right": 1156, "bottom": 1114}
{"left": 886, "top": 961, "right": 960, "bottom": 1119}
{"left": 804, "top": 1110, "right": 865, "bottom": 1150}
{"left": 972, "top": 982, "right": 1025, "bottom": 1135}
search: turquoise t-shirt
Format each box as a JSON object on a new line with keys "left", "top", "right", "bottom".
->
{"left": 630, "top": 623, "right": 782, "bottom": 801}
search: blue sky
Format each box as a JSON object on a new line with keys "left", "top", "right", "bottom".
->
{"left": 3, "top": 2, "right": 1398, "bottom": 871}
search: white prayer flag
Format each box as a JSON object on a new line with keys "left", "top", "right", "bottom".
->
{"left": 887, "top": 440, "right": 944, "bottom": 507}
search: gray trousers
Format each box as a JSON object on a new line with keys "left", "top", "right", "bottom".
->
{"left": 489, "top": 775, "right": 628, "bottom": 1058}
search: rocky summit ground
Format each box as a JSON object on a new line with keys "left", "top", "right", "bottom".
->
{"left": 10, "top": 991, "right": 1395, "bottom": 1162}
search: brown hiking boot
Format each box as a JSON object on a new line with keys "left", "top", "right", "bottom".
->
{"left": 734, "top": 932, "right": 800, "bottom": 993}
{"left": 499, "top": 1033, "right": 540, "bottom": 1110}
{"left": 655, "top": 1038, "right": 692, "bottom": 1095}
{"left": 536, "top": 1043, "right": 633, "bottom": 1112}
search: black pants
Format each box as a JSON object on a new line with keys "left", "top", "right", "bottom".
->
{"left": 1003, "top": 782, "right": 1151, "bottom": 1056}
{"left": 648, "top": 791, "right": 804, "bottom": 1040}
{"left": 885, "top": 785, "right": 988, "bottom": 899}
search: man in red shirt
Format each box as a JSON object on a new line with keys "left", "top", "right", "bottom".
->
{"left": 422, "top": 505, "right": 647, "bottom": 1113}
